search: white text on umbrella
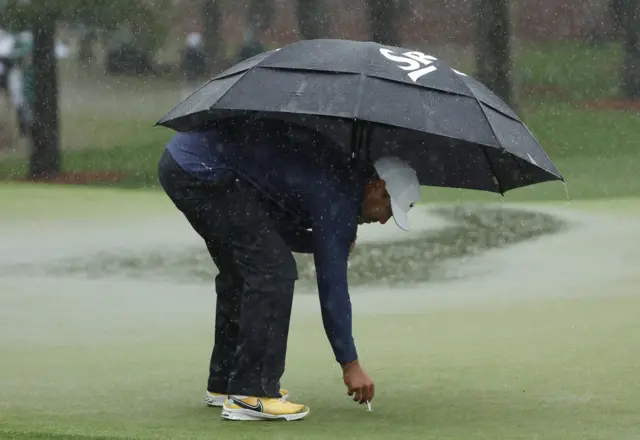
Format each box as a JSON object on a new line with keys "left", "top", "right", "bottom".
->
{"left": 379, "top": 48, "right": 467, "bottom": 83}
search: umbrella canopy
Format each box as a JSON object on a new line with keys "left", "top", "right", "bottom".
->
{"left": 156, "top": 39, "right": 563, "bottom": 194}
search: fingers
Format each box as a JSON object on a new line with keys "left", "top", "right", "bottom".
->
{"left": 361, "top": 385, "right": 371, "bottom": 404}
{"left": 352, "top": 387, "right": 363, "bottom": 403}
{"left": 355, "top": 383, "right": 375, "bottom": 404}
{"left": 345, "top": 376, "right": 375, "bottom": 405}
{"left": 351, "top": 386, "right": 373, "bottom": 404}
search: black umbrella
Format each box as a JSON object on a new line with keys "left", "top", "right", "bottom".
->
{"left": 156, "top": 39, "right": 563, "bottom": 194}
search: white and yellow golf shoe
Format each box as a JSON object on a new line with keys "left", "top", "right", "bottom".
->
{"left": 221, "top": 395, "right": 309, "bottom": 421}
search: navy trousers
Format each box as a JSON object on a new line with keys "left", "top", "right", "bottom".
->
{"left": 157, "top": 149, "right": 297, "bottom": 398}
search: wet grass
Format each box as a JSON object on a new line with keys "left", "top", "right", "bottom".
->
{"left": 1, "top": 289, "right": 639, "bottom": 440}
{"left": 435, "top": 41, "right": 623, "bottom": 102}
{"left": 1, "top": 184, "right": 639, "bottom": 440}
{"left": 0, "top": 433, "right": 129, "bottom": 440}
{"left": 22, "top": 205, "right": 567, "bottom": 287}
{"left": 296, "top": 205, "right": 568, "bottom": 287}
{"left": 515, "top": 41, "right": 623, "bottom": 102}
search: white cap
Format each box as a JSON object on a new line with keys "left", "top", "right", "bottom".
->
{"left": 373, "top": 156, "right": 421, "bottom": 231}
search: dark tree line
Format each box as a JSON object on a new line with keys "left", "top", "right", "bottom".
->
{"left": 3, "top": 0, "right": 639, "bottom": 179}
{"left": 1, "top": 0, "right": 168, "bottom": 180}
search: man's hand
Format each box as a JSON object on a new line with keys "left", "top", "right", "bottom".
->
{"left": 342, "top": 360, "right": 375, "bottom": 404}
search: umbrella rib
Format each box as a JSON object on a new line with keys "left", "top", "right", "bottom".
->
{"left": 481, "top": 147, "right": 504, "bottom": 195}
{"left": 353, "top": 73, "right": 366, "bottom": 119}
{"left": 162, "top": 72, "right": 253, "bottom": 127}
{"left": 257, "top": 65, "right": 478, "bottom": 100}
{"left": 207, "top": 72, "right": 252, "bottom": 112}
{"left": 252, "top": 65, "right": 522, "bottom": 122}
{"left": 474, "top": 95, "right": 504, "bottom": 147}
{"left": 358, "top": 72, "right": 475, "bottom": 100}
{"left": 363, "top": 73, "right": 524, "bottom": 122}
{"left": 155, "top": 77, "right": 217, "bottom": 126}
{"left": 475, "top": 98, "right": 505, "bottom": 194}
{"left": 474, "top": 96, "right": 561, "bottom": 192}
{"left": 518, "top": 119, "right": 565, "bottom": 181}
{"left": 347, "top": 73, "right": 367, "bottom": 161}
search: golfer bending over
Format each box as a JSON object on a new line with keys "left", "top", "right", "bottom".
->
{"left": 157, "top": 117, "right": 420, "bottom": 421}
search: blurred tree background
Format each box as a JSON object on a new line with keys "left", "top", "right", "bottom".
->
{"left": 0, "top": 0, "right": 638, "bottom": 187}
{"left": 0, "top": 0, "right": 170, "bottom": 178}
{"left": 611, "top": 0, "right": 640, "bottom": 98}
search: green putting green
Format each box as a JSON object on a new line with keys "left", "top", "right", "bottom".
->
{"left": 0, "top": 183, "right": 170, "bottom": 220}
{"left": 1, "top": 187, "right": 639, "bottom": 440}
{"left": 1, "top": 282, "right": 638, "bottom": 439}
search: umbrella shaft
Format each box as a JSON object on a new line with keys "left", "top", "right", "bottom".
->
{"left": 350, "top": 122, "right": 371, "bottom": 163}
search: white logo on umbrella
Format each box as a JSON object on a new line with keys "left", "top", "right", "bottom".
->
{"left": 379, "top": 48, "right": 468, "bottom": 83}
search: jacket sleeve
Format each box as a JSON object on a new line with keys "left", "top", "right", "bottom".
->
{"left": 310, "top": 196, "right": 359, "bottom": 365}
